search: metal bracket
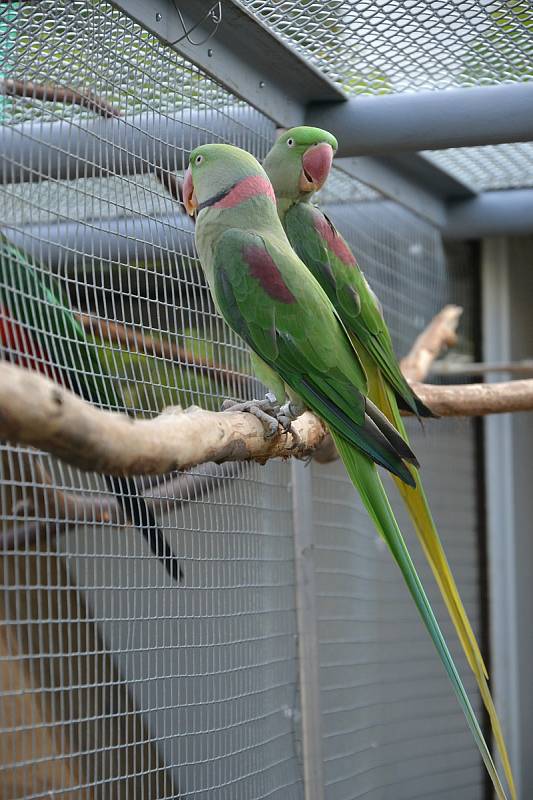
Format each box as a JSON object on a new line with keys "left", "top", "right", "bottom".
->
{"left": 109, "top": 0, "right": 344, "bottom": 126}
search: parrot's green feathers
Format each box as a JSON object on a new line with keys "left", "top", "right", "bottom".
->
{"left": 285, "top": 201, "right": 433, "bottom": 417}
{"left": 212, "top": 228, "right": 416, "bottom": 485}
{"left": 263, "top": 128, "right": 515, "bottom": 798}
{"left": 191, "top": 144, "right": 513, "bottom": 799}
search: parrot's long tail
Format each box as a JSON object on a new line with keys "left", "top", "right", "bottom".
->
{"left": 331, "top": 430, "right": 509, "bottom": 800}
{"left": 106, "top": 475, "right": 182, "bottom": 582}
{"left": 370, "top": 371, "right": 516, "bottom": 799}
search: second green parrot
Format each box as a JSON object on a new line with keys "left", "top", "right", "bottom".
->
{"left": 263, "top": 126, "right": 514, "bottom": 799}
{"left": 183, "top": 142, "right": 509, "bottom": 799}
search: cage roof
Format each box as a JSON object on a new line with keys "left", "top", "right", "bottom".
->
{"left": 239, "top": 1, "right": 533, "bottom": 96}
{"left": 423, "top": 141, "right": 533, "bottom": 191}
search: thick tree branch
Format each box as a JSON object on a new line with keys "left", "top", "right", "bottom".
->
{"left": 400, "top": 304, "right": 463, "bottom": 382}
{"left": 411, "top": 380, "right": 533, "bottom": 417}
{"left": 1, "top": 362, "right": 532, "bottom": 480}
{"left": 0, "top": 363, "right": 327, "bottom": 477}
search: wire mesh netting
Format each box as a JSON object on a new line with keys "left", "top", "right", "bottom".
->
{"left": 423, "top": 141, "right": 533, "bottom": 191}
{"left": 0, "top": 2, "right": 487, "bottom": 800}
{"left": 239, "top": 0, "right": 533, "bottom": 95}
{"left": 0, "top": 3, "right": 301, "bottom": 799}
{"left": 314, "top": 195, "right": 484, "bottom": 799}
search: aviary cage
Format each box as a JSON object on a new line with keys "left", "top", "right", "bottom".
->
{"left": 0, "top": 1, "right": 531, "bottom": 798}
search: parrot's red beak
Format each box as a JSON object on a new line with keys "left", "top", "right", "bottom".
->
{"left": 183, "top": 165, "right": 198, "bottom": 216}
{"left": 300, "top": 143, "right": 334, "bottom": 192}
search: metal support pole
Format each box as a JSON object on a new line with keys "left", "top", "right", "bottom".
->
{"left": 482, "top": 238, "right": 533, "bottom": 797}
{"left": 291, "top": 460, "right": 324, "bottom": 800}
{"left": 2, "top": 212, "right": 195, "bottom": 270}
{"left": 444, "top": 190, "right": 533, "bottom": 240}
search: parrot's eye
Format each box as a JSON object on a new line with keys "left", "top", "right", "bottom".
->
{"left": 286, "top": 138, "right": 295, "bottom": 148}
{"left": 195, "top": 154, "right": 204, "bottom": 165}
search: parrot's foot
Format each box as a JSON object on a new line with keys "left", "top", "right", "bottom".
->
{"left": 276, "top": 400, "right": 305, "bottom": 448}
{"left": 277, "top": 400, "right": 304, "bottom": 430}
{"left": 221, "top": 392, "right": 281, "bottom": 438}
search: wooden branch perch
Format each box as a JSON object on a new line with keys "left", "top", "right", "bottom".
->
{"left": 400, "top": 305, "right": 463, "bottom": 382}
{"left": 411, "top": 380, "right": 533, "bottom": 417}
{"left": 0, "top": 363, "right": 327, "bottom": 477}
{"left": 1, "top": 361, "right": 532, "bottom": 480}
{"left": 1, "top": 305, "right": 531, "bottom": 479}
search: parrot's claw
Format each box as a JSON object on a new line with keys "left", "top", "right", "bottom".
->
{"left": 277, "top": 401, "right": 304, "bottom": 449}
{"left": 221, "top": 392, "right": 281, "bottom": 438}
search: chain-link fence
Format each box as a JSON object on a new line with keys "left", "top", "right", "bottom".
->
{"left": 1, "top": 2, "right": 486, "bottom": 799}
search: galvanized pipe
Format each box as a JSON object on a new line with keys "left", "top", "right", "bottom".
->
{"left": 0, "top": 107, "right": 263, "bottom": 184}
{"left": 307, "top": 83, "right": 533, "bottom": 157}
{"left": 443, "top": 189, "right": 533, "bottom": 240}
{"left": 2, "top": 212, "right": 195, "bottom": 268}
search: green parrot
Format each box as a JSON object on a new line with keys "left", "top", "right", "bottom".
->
{"left": 0, "top": 233, "right": 181, "bottom": 581}
{"left": 262, "top": 127, "right": 515, "bottom": 797}
{"left": 182, "top": 142, "right": 509, "bottom": 799}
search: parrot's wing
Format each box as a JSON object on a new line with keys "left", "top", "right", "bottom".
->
{"left": 0, "top": 234, "right": 114, "bottom": 406}
{"left": 285, "top": 203, "right": 433, "bottom": 418}
{"left": 212, "top": 227, "right": 416, "bottom": 484}
{"left": 0, "top": 235, "right": 182, "bottom": 581}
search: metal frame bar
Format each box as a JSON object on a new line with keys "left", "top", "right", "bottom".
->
{"left": 109, "top": 0, "right": 343, "bottom": 127}
{"left": 0, "top": 107, "right": 261, "bottom": 183}
{"left": 5, "top": 185, "right": 533, "bottom": 266}
{"left": 2, "top": 214, "right": 195, "bottom": 269}
{"left": 336, "top": 156, "right": 448, "bottom": 227}
{"left": 481, "top": 239, "right": 533, "bottom": 797}
{"left": 443, "top": 189, "right": 533, "bottom": 240}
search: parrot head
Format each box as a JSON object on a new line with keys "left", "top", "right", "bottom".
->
{"left": 263, "top": 126, "right": 338, "bottom": 203}
{"left": 183, "top": 143, "right": 275, "bottom": 217}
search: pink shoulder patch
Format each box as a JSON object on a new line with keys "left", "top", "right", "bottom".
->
{"left": 243, "top": 244, "right": 295, "bottom": 304}
{"left": 314, "top": 212, "right": 356, "bottom": 266}
{"left": 214, "top": 175, "right": 276, "bottom": 210}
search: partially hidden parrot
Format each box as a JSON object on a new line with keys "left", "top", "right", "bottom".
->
{"left": 182, "top": 142, "right": 509, "bottom": 799}
{"left": 263, "top": 126, "right": 515, "bottom": 799}
{"left": 0, "top": 233, "right": 181, "bottom": 580}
